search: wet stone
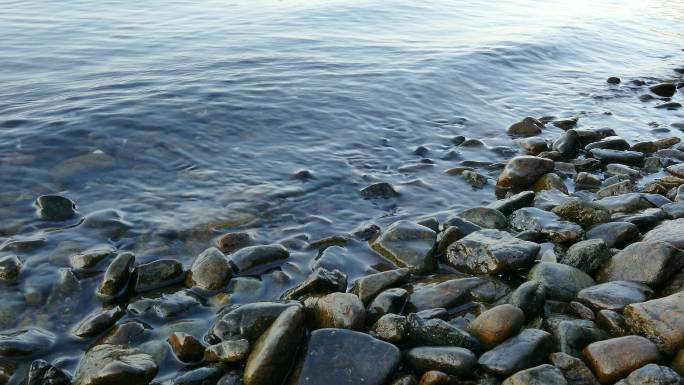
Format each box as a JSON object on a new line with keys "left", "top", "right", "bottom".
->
{"left": 404, "top": 347, "right": 477, "bottom": 377}
{"left": 597, "top": 310, "right": 627, "bottom": 337}
{"left": 549, "top": 352, "right": 599, "bottom": 385}
{"left": 217, "top": 232, "right": 253, "bottom": 253}
{"left": 207, "top": 301, "right": 300, "bottom": 344}
{"left": 597, "top": 241, "right": 683, "bottom": 286}
{"left": 568, "top": 301, "right": 595, "bottom": 321}
{"left": 99, "top": 320, "right": 149, "bottom": 346}
{"left": 624, "top": 291, "right": 684, "bottom": 354}
{"left": 663, "top": 202, "right": 684, "bottom": 219}
{"left": 553, "top": 129, "right": 582, "bottom": 158}
{"left": 589, "top": 148, "right": 644, "bottom": 165}
{"left": 35, "top": 194, "right": 76, "bottom": 220}
{"left": 371, "top": 221, "right": 437, "bottom": 274}
{"left": 23, "top": 359, "right": 71, "bottom": 385}
{"left": 547, "top": 317, "right": 609, "bottom": 358}
{"left": 554, "top": 117, "right": 579, "bottom": 130}
{"left": 462, "top": 170, "right": 488, "bottom": 188}
{"left": 486, "top": 190, "right": 535, "bottom": 216}
{"left": 585, "top": 136, "right": 630, "bottom": 152}
{"left": 496, "top": 156, "right": 555, "bottom": 193}
{"left": 73, "top": 306, "right": 125, "bottom": 338}
{"left": 406, "top": 313, "right": 481, "bottom": 351}
{"left": 509, "top": 207, "right": 584, "bottom": 244}
{"left": 466, "top": 304, "right": 524, "bottom": 349}
{"left": 418, "top": 371, "right": 450, "bottom": 385}
{"left": 70, "top": 246, "right": 117, "bottom": 274}
{"left": 457, "top": 207, "right": 507, "bottom": 229}
{"left": 507, "top": 117, "right": 544, "bottom": 136}
{"left": 406, "top": 278, "right": 484, "bottom": 312}
{"left": 305, "top": 292, "right": 365, "bottom": 330}
{"left": 585, "top": 222, "right": 640, "bottom": 248}
{"left": 614, "top": 364, "right": 683, "bottom": 385}
{"left": 597, "top": 180, "right": 633, "bottom": 198}
{"left": 575, "top": 172, "right": 601, "bottom": 190}
{"left": 478, "top": 328, "right": 554, "bottom": 377}
{"left": 0, "top": 255, "right": 22, "bottom": 282}
{"left": 446, "top": 229, "right": 540, "bottom": 275}
{"left": 96, "top": 252, "right": 135, "bottom": 301}
{"left": 128, "top": 289, "right": 199, "bottom": 319}
{"left": 532, "top": 173, "right": 569, "bottom": 194}
{"left": 370, "top": 314, "right": 408, "bottom": 344}
{"left": 559, "top": 239, "right": 609, "bottom": 274}
{"left": 282, "top": 267, "right": 347, "bottom": 300}
{"left": 606, "top": 163, "right": 640, "bottom": 179}
{"left": 0, "top": 328, "right": 55, "bottom": 357}
{"left": 361, "top": 182, "right": 399, "bottom": 198}
{"left": 367, "top": 288, "right": 408, "bottom": 325}
{"left": 508, "top": 280, "right": 546, "bottom": 320}
{"left": 517, "top": 137, "right": 549, "bottom": 155}
{"left": 204, "top": 339, "right": 249, "bottom": 363}
{"left": 642, "top": 218, "right": 684, "bottom": 248}
{"left": 168, "top": 332, "right": 205, "bottom": 363}
{"left": 552, "top": 199, "right": 610, "bottom": 228}
{"left": 667, "top": 163, "right": 684, "bottom": 179}
{"left": 72, "top": 344, "right": 158, "bottom": 385}
{"left": 582, "top": 335, "right": 660, "bottom": 383}
{"left": 607, "top": 77, "right": 621, "bottom": 84}
{"left": 595, "top": 193, "right": 654, "bottom": 214}
{"left": 244, "top": 306, "right": 304, "bottom": 385}
{"left": 228, "top": 244, "right": 289, "bottom": 274}
{"left": 133, "top": 259, "right": 184, "bottom": 293}
{"left": 528, "top": 262, "right": 595, "bottom": 302}
{"left": 650, "top": 83, "right": 677, "bottom": 97}
{"left": 173, "top": 366, "right": 224, "bottom": 385}
{"left": 502, "top": 364, "right": 568, "bottom": 385}
{"left": 349, "top": 268, "right": 409, "bottom": 304}
{"left": 577, "top": 281, "right": 653, "bottom": 312}
{"left": 294, "top": 328, "right": 401, "bottom": 385}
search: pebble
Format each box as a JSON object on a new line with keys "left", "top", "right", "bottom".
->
{"left": 72, "top": 306, "right": 125, "bottom": 338}
{"left": 553, "top": 129, "right": 582, "bottom": 158}
{"left": 615, "top": 364, "right": 683, "bottom": 385}
{"left": 585, "top": 136, "right": 630, "bottom": 151}
{"left": 559, "top": 239, "right": 609, "bottom": 274}
{"left": 487, "top": 190, "right": 535, "bottom": 215}
{"left": 528, "top": 262, "right": 595, "bottom": 302}
{"left": 186, "top": 247, "right": 232, "bottom": 291}
{"left": 585, "top": 221, "right": 640, "bottom": 248}
{"left": 208, "top": 301, "right": 301, "bottom": 343}
{"left": 456, "top": 207, "right": 507, "bottom": 229}
{"left": 589, "top": 148, "right": 644, "bottom": 165}
{"left": 0, "top": 255, "right": 22, "bottom": 282}
{"left": 650, "top": 83, "right": 677, "bottom": 97}
{"left": 366, "top": 288, "right": 408, "bottom": 325}
{"left": 549, "top": 352, "right": 599, "bottom": 385}
{"left": 496, "top": 156, "right": 555, "bottom": 194}
{"left": 370, "top": 313, "right": 408, "bottom": 343}
{"left": 597, "top": 241, "right": 682, "bottom": 286}
{"left": 551, "top": 199, "right": 610, "bottom": 228}
{"left": 227, "top": 244, "right": 290, "bottom": 274}
{"left": 168, "top": 332, "right": 205, "bottom": 363}
{"left": 577, "top": 281, "right": 653, "bottom": 312}
{"left": 22, "top": 359, "right": 71, "bottom": 385}
{"left": 0, "top": 327, "right": 56, "bottom": 357}
{"left": 406, "top": 313, "right": 481, "bottom": 351}
{"left": 406, "top": 277, "right": 484, "bottom": 312}
{"left": 507, "top": 117, "right": 544, "bottom": 136}
{"left": 582, "top": 335, "right": 660, "bottom": 383}
{"left": 304, "top": 292, "right": 365, "bottom": 330}
{"left": 349, "top": 268, "right": 410, "bottom": 304}
{"left": 508, "top": 280, "right": 546, "bottom": 320}
{"left": 133, "top": 259, "right": 185, "bottom": 293}
{"left": 96, "top": 252, "right": 135, "bottom": 301}
{"left": 361, "top": 182, "right": 399, "bottom": 198}
{"left": 282, "top": 267, "right": 347, "bottom": 300}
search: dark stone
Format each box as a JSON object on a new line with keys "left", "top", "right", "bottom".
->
{"left": 406, "top": 278, "right": 484, "bottom": 312}
{"left": 132, "top": 259, "right": 184, "bottom": 293}
{"left": 96, "top": 252, "right": 135, "bottom": 301}
{"left": 508, "top": 281, "right": 546, "bottom": 321}
{"left": 22, "top": 359, "right": 71, "bottom": 385}
{"left": 361, "top": 182, "right": 399, "bottom": 198}
{"left": 509, "top": 207, "right": 584, "bottom": 244}
{"left": 72, "top": 344, "right": 158, "bottom": 385}
{"left": 549, "top": 352, "right": 599, "bottom": 385}
{"left": 585, "top": 222, "right": 640, "bottom": 248}
{"left": 650, "top": 83, "right": 677, "bottom": 97}
{"left": 577, "top": 281, "right": 652, "bottom": 312}
{"left": 597, "top": 241, "right": 683, "bottom": 286}
{"left": 0, "top": 328, "right": 55, "bottom": 357}
{"left": 614, "top": 364, "right": 683, "bottom": 385}
{"left": 607, "top": 77, "right": 621, "bottom": 84}
{"left": 73, "top": 306, "right": 125, "bottom": 338}
{"left": 36, "top": 195, "right": 76, "bottom": 220}
{"left": 371, "top": 221, "right": 436, "bottom": 274}
{"left": 501, "top": 364, "right": 568, "bottom": 385}
{"left": 349, "top": 268, "right": 410, "bottom": 304}
{"left": 208, "top": 301, "right": 301, "bottom": 344}
{"left": 0, "top": 255, "right": 22, "bottom": 282}
{"left": 559, "top": 239, "right": 610, "bottom": 274}
{"left": 547, "top": 317, "right": 609, "bottom": 357}
{"left": 168, "top": 332, "right": 205, "bottom": 363}
{"left": 282, "top": 267, "right": 347, "bottom": 300}
{"left": 217, "top": 232, "right": 253, "bottom": 253}
{"left": 227, "top": 244, "right": 289, "bottom": 274}
{"left": 457, "top": 207, "right": 507, "bottom": 229}
{"left": 446, "top": 229, "right": 539, "bottom": 274}
{"left": 486, "top": 191, "right": 535, "bottom": 216}
{"left": 406, "top": 313, "right": 481, "bottom": 351}
{"left": 294, "top": 329, "right": 401, "bottom": 385}
{"left": 553, "top": 130, "right": 581, "bottom": 158}
{"left": 173, "top": 366, "right": 224, "bottom": 385}
{"left": 528, "top": 262, "right": 595, "bottom": 302}
{"left": 507, "top": 117, "right": 544, "bottom": 136}
{"left": 478, "top": 329, "right": 554, "bottom": 377}
{"left": 588, "top": 149, "right": 644, "bottom": 165}
{"left": 69, "top": 246, "right": 117, "bottom": 274}
{"left": 597, "top": 310, "right": 627, "bottom": 337}
{"left": 405, "top": 347, "right": 477, "bottom": 376}
{"left": 585, "top": 136, "right": 630, "bottom": 152}
{"left": 204, "top": 339, "right": 249, "bottom": 363}
{"left": 367, "top": 288, "right": 408, "bottom": 325}
{"left": 496, "top": 156, "right": 555, "bottom": 193}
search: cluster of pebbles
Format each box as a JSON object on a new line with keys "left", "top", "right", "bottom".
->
{"left": 2, "top": 75, "right": 684, "bottom": 385}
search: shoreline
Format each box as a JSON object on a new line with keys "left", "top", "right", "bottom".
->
{"left": 1, "top": 65, "right": 684, "bottom": 385}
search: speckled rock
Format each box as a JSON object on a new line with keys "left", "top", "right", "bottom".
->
{"left": 582, "top": 336, "right": 660, "bottom": 383}
{"left": 614, "top": 364, "right": 683, "bottom": 385}
{"left": 552, "top": 199, "right": 610, "bottom": 228}
{"left": 370, "top": 314, "right": 408, "bottom": 343}
{"left": 559, "top": 239, "right": 610, "bottom": 274}
{"left": 72, "top": 344, "right": 158, "bottom": 385}
{"left": 597, "top": 241, "right": 683, "bottom": 286}
{"left": 550, "top": 352, "right": 599, "bottom": 385}
{"left": 407, "top": 314, "right": 481, "bottom": 351}
{"left": 624, "top": 291, "right": 684, "bottom": 354}
{"left": 457, "top": 207, "right": 507, "bottom": 229}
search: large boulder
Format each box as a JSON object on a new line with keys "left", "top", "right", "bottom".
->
{"left": 371, "top": 221, "right": 437, "bottom": 274}
{"left": 624, "top": 291, "right": 684, "bottom": 354}
{"left": 293, "top": 329, "right": 400, "bottom": 385}
{"left": 446, "top": 229, "right": 539, "bottom": 275}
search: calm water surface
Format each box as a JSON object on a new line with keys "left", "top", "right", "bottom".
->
{"left": 1, "top": 0, "right": 684, "bottom": 382}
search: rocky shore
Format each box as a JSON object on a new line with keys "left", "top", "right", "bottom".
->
{"left": 1, "top": 69, "right": 684, "bottom": 385}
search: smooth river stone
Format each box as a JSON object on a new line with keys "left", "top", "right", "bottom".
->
{"left": 528, "top": 262, "right": 595, "bottom": 302}
{"left": 132, "top": 259, "right": 184, "bottom": 293}
{"left": 582, "top": 336, "right": 660, "bottom": 383}
{"left": 446, "top": 229, "right": 539, "bottom": 274}
{"left": 624, "top": 291, "right": 684, "bottom": 354}
{"left": 294, "top": 329, "right": 400, "bottom": 385}
{"left": 614, "top": 364, "right": 683, "bottom": 385}
{"left": 0, "top": 328, "right": 56, "bottom": 357}
{"left": 502, "top": 364, "right": 568, "bottom": 385}
{"left": 185, "top": 247, "right": 232, "bottom": 291}
{"left": 596, "top": 241, "right": 683, "bottom": 287}
{"left": 282, "top": 267, "right": 347, "bottom": 300}
{"left": 478, "top": 328, "right": 554, "bottom": 377}
{"left": 487, "top": 190, "right": 535, "bottom": 216}
{"left": 466, "top": 304, "right": 524, "bottom": 349}
{"left": 588, "top": 148, "right": 644, "bottom": 165}
{"left": 456, "top": 207, "right": 507, "bottom": 229}
{"left": 549, "top": 352, "right": 600, "bottom": 385}
{"left": 642, "top": 218, "right": 684, "bottom": 249}
{"left": 404, "top": 347, "right": 477, "bottom": 376}
{"left": 349, "top": 268, "right": 410, "bottom": 304}
{"left": 227, "top": 244, "right": 289, "bottom": 274}
{"left": 96, "top": 252, "right": 135, "bottom": 301}
{"left": 496, "top": 156, "right": 555, "bottom": 191}
{"left": 406, "top": 314, "right": 481, "bottom": 351}
{"left": 406, "top": 277, "right": 484, "bottom": 312}
{"left": 585, "top": 222, "right": 640, "bottom": 248}
{"left": 371, "top": 220, "right": 437, "bottom": 274}
{"left": 577, "top": 281, "right": 653, "bottom": 312}
{"left": 72, "top": 344, "right": 158, "bottom": 385}
{"left": 304, "top": 292, "right": 365, "bottom": 331}
{"left": 509, "top": 207, "right": 584, "bottom": 244}
{"left": 207, "top": 301, "right": 301, "bottom": 343}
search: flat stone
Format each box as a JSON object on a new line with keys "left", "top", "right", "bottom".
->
{"left": 502, "top": 364, "right": 568, "bottom": 385}
{"left": 650, "top": 83, "right": 677, "bottom": 97}
{"left": 624, "top": 291, "right": 684, "bottom": 354}
{"left": 509, "top": 207, "right": 584, "bottom": 244}
{"left": 642, "top": 219, "right": 684, "bottom": 248}
{"left": 528, "top": 262, "right": 595, "bottom": 301}
{"left": 478, "top": 329, "right": 554, "bottom": 377}
{"left": 227, "top": 244, "right": 289, "bottom": 274}
{"left": 371, "top": 221, "right": 437, "bottom": 274}
{"left": 552, "top": 199, "right": 611, "bottom": 228}
{"left": 294, "top": 329, "right": 401, "bottom": 385}
{"left": 96, "top": 252, "right": 135, "bottom": 301}
{"left": 282, "top": 267, "right": 347, "bottom": 300}
{"left": 0, "top": 328, "right": 56, "bottom": 357}
{"left": 457, "top": 207, "right": 507, "bottom": 229}
{"left": 204, "top": 339, "right": 249, "bottom": 363}
{"left": 72, "top": 344, "right": 158, "bottom": 385}
{"left": 614, "top": 364, "right": 683, "bottom": 385}
{"left": 366, "top": 288, "right": 408, "bottom": 325}
{"left": 173, "top": 366, "right": 223, "bottom": 385}
{"left": 487, "top": 191, "right": 535, "bottom": 216}
{"left": 406, "top": 314, "right": 481, "bottom": 351}
{"left": 361, "top": 182, "right": 398, "bottom": 198}
{"left": 585, "top": 136, "right": 630, "bottom": 151}
{"left": 244, "top": 306, "right": 304, "bottom": 385}
{"left": 582, "top": 336, "right": 660, "bottom": 383}
{"left": 349, "top": 268, "right": 410, "bottom": 304}
{"left": 589, "top": 149, "right": 644, "bottom": 165}
{"left": 597, "top": 241, "right": 683, "bottom": 286}
{"left": 304, "top": 292, "right": 365, "bottom": 330}
{"left": 70, "top": 246, "right": 117, "bottom": 273}
{"left": 73, "top": 306, "right": 125, "bottom": 338}
{"left": 186, "top": 247, "right": 232, "bottom": 291}
{"left": 585, "top": 222, "right": 640, "bottom": 248}
{"left": 404, "top": 347, "right": 477, "bottom": 376}
{"left": 207, "top": 301, "right": 301, "bottom": 344}
{"left": 577, "top": 281, "right": 653, "bottom": 312}
{"left": 595, "top": 193, "right": 654, "bottom": 214}
{"left": 663, "top": 202, "right": 684, "bottom": 219}
{"left": 446, "top": 229, "right": 540, "bottom": 274}
{"left": 560, "top": 239, "right": 610, "bottom": 274}
{"left": 132, "top": 259, "right": 184, "bottom": 293}
{"left": 496, "top": 156, "right": 555, "bottom": 192}
{"left": 406, "top": 278, "right": 484, "bottom": 312}
{"left": 467, "top": 304, "right": 524, "bottom": 349}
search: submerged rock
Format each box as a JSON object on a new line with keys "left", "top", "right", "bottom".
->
{"left": 228, "top": 244, "right": 289, "bottom": 274}
{"left": 186, "top": 247, "right": 232, "bottom": 291}
{"left": 294, "top": 329, "right": 401, "bottom": 385}
{"left": 360, "top": 182, "right": 399, "bottom": 198}
{"left": 73, "top": 306, "right": 125, "bottom": 338}
{"left": 22, "top": 359, "right": 71, "bottom": 385}
{"left": 96, "top": 252, "right": 135, "bottom": 301}
{"left": 650, "top": 83, "right": 677, "bottom": 97}
{"left": 507, "top": 117, "right": 544, "bottom": 136}
{"left": 0, "top": 255, "right": 22, "bottom": 282}
{"left": 282, "top": 267, "right": 347, "bottom": 300}
{"left": 35, "top": 194, "right": 76, "bottom": 220}
{"left": 132, "top": 259, "right": 184, "bottom": 293}
{"left": 371, "top": 221, "right": 436, "bottom": 274}
{"left": 446, "top": 229, "right": 539, "bottom": 275}
{"left": 0, "top": 328, "right": 56, "bottom": 357}
{"left": 72, "top": 344, "right": 158, "bottom": 385}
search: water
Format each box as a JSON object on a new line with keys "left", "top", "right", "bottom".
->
{"left": 0, "top": 0, "right": 683, "bottom": 381}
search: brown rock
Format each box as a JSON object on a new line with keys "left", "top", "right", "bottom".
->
{"left": 168, "top": 332, "right": 205, "bottom": 363}
{"left": 467, "top": 304, "right": 525, "bottom": 348}
{"left": 496, "top": 156, "right": 555, "bottom": 192}
{"left": 216, "top": 232, "right": 252, "bottom": 253}
{"left": 418, "top": 371, "right": 451, "bottom": 385}
{"left": 624, "top": 291, "right": 684, "bottom": 354}
{"left": 507, "top": 117, "right": 544, "bottom": 136}
{"left": 582, "top": 336, "right": 660, "bottom": 383}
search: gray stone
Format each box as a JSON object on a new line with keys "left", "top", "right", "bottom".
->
{"left": 478, "top": 329, "right": 554, "bottom": 377}
{"left": 72, "top": 344, "right": 158, "bottom": 385}
{"left": 96, "top": 252, "right": 135, "bottom": 301}
{"left": 406, "top": 313, "right": 480, "bottom": 351}
{"left": 553, "top": 129, "right": 581, "bottom": 158}
{"left": 547, "top": 317, "right": 610, "bottom": 357}
{"left": 406, "top": 278, "right": 484, "bottom": 312}
{"left": 508, "top": 281, "right": 546, "bottom": 320}
{"left": 282, "top": 267, "right": 347, "bottom": 300}
{"left": 560, "top": 239, "right": 609, "bottom": 274}
{"left": 349, "top": 268, "right": 410, "bottom": 304}
{"left": 642, "top": 219, "right": 684, "bottom": 248}
{"left": 509, "top": 207, "right": 584, "bottom": 244}
{"left": 585, "top": 222, "right": 640, "bottom": 248}
{"left": 404, "top": 347, "right": 477, "bottom": 376}
{"left": 186, "top": 247, "right": 232, "bottom": 291}
{"left": 457, "top": 207, "right": 507, "bottom": 229}
{"left": 487, "top": 191, "right": 535, "bottom": 216}
{"left": 446, "top": 229, "right": 540, "bottom": 274}
{"left": 624, "top": 291, "right": 684, "bottom": 354}
{"left": 502, "top": 364, "right": 568, "bottom": 385}
{"left": 577, "top": 281, "right": 653, "bottom": 312}
{"left": 132, "top": 259, "right": 184, "bottom": 293}
{"left": 73, "top": 306, "right": 125, "bottom": 338}
{"left": 549, "top": 352, "right": 599, "bottom": 385}
{"left": 597, "top": 241, "right": 683, "bottom": 286}
{"left": 228, "top": 244, "right": 289, "bottom": 274}
{"left": 207, "top": 301, "right": 301, "bottom": 344}
{"left": 585, "top": 136, "right": 630, "bottom": 151}
{"left": 528, "top": 262, "right": 595, "bottom": 301}
{"left": 0, "top": 328, "right": 56, "bottom": 357}
{"left": 366, "top": 288, "right": 408, "bottom": 325}
{"left": 614, "top": 364, "right": 683, "bottom": 385}
{"left": 589, "top": 149, "right": 644, "bottom": 165}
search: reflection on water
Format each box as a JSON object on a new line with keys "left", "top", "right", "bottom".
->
{"left": 0, "top": 0, "right": 683, "bottom": 382}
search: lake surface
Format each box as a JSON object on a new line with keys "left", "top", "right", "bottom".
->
{"left": 1, "top": 0, "right": 683, "bottom": 382}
